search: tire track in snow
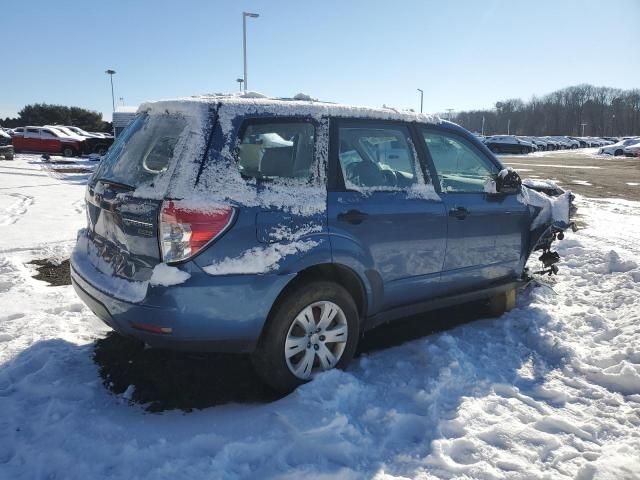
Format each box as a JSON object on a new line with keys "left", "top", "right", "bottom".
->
{"left": 0, "top": 193, "right": 34, "bottom": 226}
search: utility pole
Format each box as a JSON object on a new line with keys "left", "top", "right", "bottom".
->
{"left": 105, "top": 69, "right": 116, "bottom": 136}
{"left": 105, "top": 69, "right": 116, "bottom": 112}
{"left": 581, "top": 123, "right": 587, "bottom": 137}
{"left": 242, "top": 12, "right": 260, "bottom": 92}
{"left": 417, "top": 88, "right": 423, "bottom": 113}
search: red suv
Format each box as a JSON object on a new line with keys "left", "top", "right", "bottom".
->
{"left": 11, "top": 126, "right": 84, "bottom": 157}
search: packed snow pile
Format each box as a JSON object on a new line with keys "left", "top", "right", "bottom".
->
{"left": 149, "top": 263, "right": 190, "bottom": 286}
{"left": 1, "top": 155, "right": 640, "bottom": 479}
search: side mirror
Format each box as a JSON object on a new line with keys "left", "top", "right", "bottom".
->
{"left": 496, "top": 168, "right": 522, "bottom": 194}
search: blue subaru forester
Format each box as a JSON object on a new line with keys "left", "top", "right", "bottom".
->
{"left": 71, "top": 94, "right": 570, "bottom": 392}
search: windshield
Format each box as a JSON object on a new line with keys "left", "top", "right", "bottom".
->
{"left": 93, "top": 113, "right": 188, "bottom": 189}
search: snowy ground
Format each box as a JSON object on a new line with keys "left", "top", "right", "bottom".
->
{"left": 1, "top": 154, "right": 640, "bottom": 479}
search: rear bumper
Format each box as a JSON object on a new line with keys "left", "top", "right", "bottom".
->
{"left": 71, "top": 259, "right": 294, "bottom": 353}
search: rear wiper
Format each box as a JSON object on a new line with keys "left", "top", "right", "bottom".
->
{"left": 95, "top": 178, "right": 135, "bottom": 192}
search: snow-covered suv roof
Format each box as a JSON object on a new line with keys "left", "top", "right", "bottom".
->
{"left": 138, "top": 93, "right": 441, "bottom": 125}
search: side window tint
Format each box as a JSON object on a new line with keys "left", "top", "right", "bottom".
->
{"left": 338, "top": 125, "right": 421, "bottom": 190}
{"left": 237, "top": 122, "right": 315, "bottom": 179}
{"left": 422, "top": 130, "right": 498, "bottom": 192}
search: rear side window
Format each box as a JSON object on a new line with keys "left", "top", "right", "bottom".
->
{"left": 94, "top": 113, "right": 187, "bottom": 188}
{"left": 237, "top": 122, "right": 315, "bottom": 179}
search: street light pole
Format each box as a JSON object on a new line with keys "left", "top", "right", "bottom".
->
{"left": 242, "top": 12, "right": 260, "bottom": 92}
{"left": 236, "top": 78, "right": 244, "bottom": 92}
{"left": 105, "top": 69, "right": 116, "bottom": 112}
{"left": 417, "top": 88, "right": 423, "bottom": 113}
{"left": 581, "top": 123, "right": 587, "bottom": 137}
{"left": 445, "top": 108, "right": 454, "bottom": 120}
{"left": 482, "top": 115, "right": 485, "bottom": 136}
{"left": 507, "top": 118, "right": 511, "bottom": 135}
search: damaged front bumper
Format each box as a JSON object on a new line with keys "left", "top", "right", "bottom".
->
{"left": 523, "top": 182, "right": 578, "bottom": 276}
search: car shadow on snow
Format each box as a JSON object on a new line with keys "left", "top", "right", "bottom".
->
{"left": 93, "top": 299, "right": 498, "bottom": 412}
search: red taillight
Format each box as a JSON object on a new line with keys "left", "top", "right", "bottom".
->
{"left": 159, "top": 200, "right": 234, "bottom": 263}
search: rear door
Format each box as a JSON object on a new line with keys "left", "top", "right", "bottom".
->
{"left": 40, "top": 129, "right": 61, "bottom": 153}
{"left": 234, "top": 117, "right": 328, "bottom": 249}
{"left": 82, "top": 112, "right": 205, "bottom": 282}
{"left": 328, "top": 120, "right": 447, "bottom": 312}
{"left": 419, "top": 127, "right": 529, "bottom": 294}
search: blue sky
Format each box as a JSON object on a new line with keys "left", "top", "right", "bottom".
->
{"left": 2, "top": 0, "right": 639, "bottom": 121}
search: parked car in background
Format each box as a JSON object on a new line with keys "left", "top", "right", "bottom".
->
{"left": 569, "top": 137, "right": 589, "bottom": 148}
{"left": 483, "top": 135, "right": 536, "bottom": 154}
{"left": 63, "top": 126, "right": 114, "bottom": 155}
{"left": 64, "top": 126, "right": 103, "bottom": 138}
{"left": 623, "top": 143, "right": 640, "bottom": 157}
{"left": 70, "top": 95, "right": 572, "bottom": 392}
{"left": 45, "top": 125, "right": 86, "bottom": 142}
{"left": 0, "top": 129, "right": 14, "bottom": 160}
{"left": 519, "top": 136, "right": 548, "bottom": 151}
{"left": 11, "top": 126, "right": 84, "bottom": 157}
{"left": 599, "top": 138, "right": 640, "bottom": 156}
{"left": 551, "top": 136, "right": 580, "bottom": 149}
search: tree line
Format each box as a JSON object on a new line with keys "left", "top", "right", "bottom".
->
{"left": 1, "top": 103, "right": 112, "bottom": 132}
{"left": 450, "top": 84, "right": 640, "bottom": 137}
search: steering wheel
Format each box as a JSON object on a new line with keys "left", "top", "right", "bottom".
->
{"left": 346, "top": 160, "right": 387, "bottom": 187}
{"left": 381, "top": 169, "right": 398, "bottom": 187}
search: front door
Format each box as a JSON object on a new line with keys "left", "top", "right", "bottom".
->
{"left": 23, "top": 128, "right": 41, "bottom": 151}
{"left": 419, "top": 127, "right": 529, "bottom": 294}
{"left": 328, "top": 120, "right": 447, "bottom": 313}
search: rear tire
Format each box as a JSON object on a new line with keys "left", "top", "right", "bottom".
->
{"left": 252, "top": 281, "right": 360, "bottom": 393}
{"left": 5, "top": 153, "right": 14, "bottom": 160}
{"left": 520, "top": 147, "right": 528, "bottom": 154}
{"left": 614, "top": 149, "right": 623, "bottom": 156}
{"left": 488, "top": 288, "right": 516, "bottom": 317}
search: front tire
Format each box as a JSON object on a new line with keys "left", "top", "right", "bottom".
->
{"left": 252, "top": 281, "right": 360, "bottom": 393}
{"left": 62, "top": 146, "right": 76, "bottom": 157}
{"left": 614, "top": 149, "right": 623, "bottom": 156}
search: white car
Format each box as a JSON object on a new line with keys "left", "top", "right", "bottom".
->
{"left": 44, "top": 125, "right": 86, "bottom": 142}
{"left": 599, "top": 138, "right": 640, "bottom": 156}
{"left": 623, "top": 143, "right": 640, "bottom": 157}
{"left": 63, "top": 126, "right": 104, "bottom": 138}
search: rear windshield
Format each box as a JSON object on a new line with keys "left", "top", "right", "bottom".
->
{"left": 93, "top": 113, "right": 188, "bottom": 188}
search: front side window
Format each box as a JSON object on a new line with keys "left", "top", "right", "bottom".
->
{"left": 421, "top": 130, "right": 498, "bottom": 192}
{"left": 237, "top": 122, "right": 315, "bottom": 179}
{"left": 338, "top": 124, "right": 420, "bottom": 190}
